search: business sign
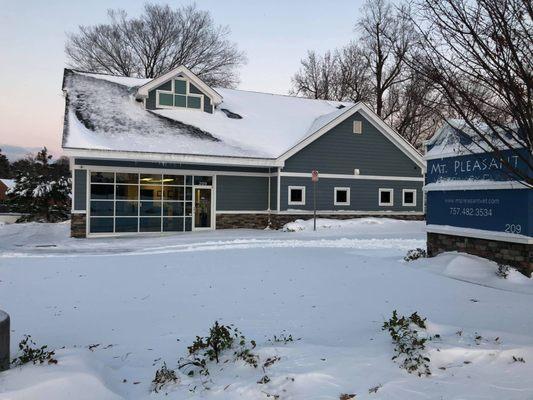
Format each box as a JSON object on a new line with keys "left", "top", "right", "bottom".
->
{"left": 426, "top": 189, "right": 532, "bottom": 237}
{"left": 427, "top": 148, "right": 531, "bottom": 183}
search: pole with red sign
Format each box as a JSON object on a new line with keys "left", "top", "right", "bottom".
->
{"left": 311, "top": 170, "right": 318, "bottom": 231}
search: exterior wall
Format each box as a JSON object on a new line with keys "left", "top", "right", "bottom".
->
{"left": 146, "top": 80, "right": 172, "bottom": 109}
{"left": 279, "top": 176, "right": 424, "bottom": 212}
{"left": 283, "top": 112, "right": 422, "bottom": 177}
{"left": 216, "top": 213, "right": 269, "bottom": 229}
{"left": 216, "top": 175, "right": 269, "bottom": 211}
{"left": 269, "top": 175, "right": 277, "bottom": 211}
{"left": 71, "top": 213, "right": 87, "bottom": 238}
{"left": 73, "top": 169, "right": 87, "bottom": 211}
{"left": 427, "top": 232, "right": 532, "bottom": 277}
{"left": 215, "top": 212, "right": 424, "bottom": 230}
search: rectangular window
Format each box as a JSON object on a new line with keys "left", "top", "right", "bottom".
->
{"left": 158, "top": 92, "right": 174, "bottom": 107}
{"left": 187, "top": 96, "right": 201, "bottom": 109}
{"left": 174, "top": 79, "right": 187, "bottom": 95}
{"left": 334, "top": 187, "right": 350, "bottom": 206}
{"left": 402, "top": 189, "right": 417, "bottom": 207}
{"left": 87, "top": 170, "right": 197, "bottom": 235}
{"left": 353, "top": 120, "right": 363, "bottom": 134}
{"left": 288, "top": 186, "right": 306, "bottom": 206}
{"left": 379, "top": 188, "right": 394, "bottom": 206}
{"left": 174, "top": 95, "right": 187, "bottom": 108}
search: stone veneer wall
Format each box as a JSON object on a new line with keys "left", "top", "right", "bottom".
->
{"left": 427, "top": 232, "right": 532, "bottom": 277}
{"left": 216, "top": 213, "right": 424, "bottom": 230}
{"left": 71, "top": 213, "right": 87, "bottom": 238}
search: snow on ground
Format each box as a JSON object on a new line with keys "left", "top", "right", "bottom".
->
{"left": 0, "top": 218, "right": 532, "bottom": 399}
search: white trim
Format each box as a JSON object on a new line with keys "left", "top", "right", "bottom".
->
{"left": 276, "top": 168, "right": 281, "bottom": 212}
{"left": 63, "top": 148, "right": 281, "bottom": 168}
{"left": 402, "top": 189, "right": 417, "bottom": 207}
{"left": 334, "top": 187, "right": 350, "bottom": 206}
{"left": 216, "top": 210, "right": 425, "bottom": 216}
{"left": 379, "top": 188, "right": 394, "bottom": 206}
{"left": 277, "top": 210, "right": 424, "bottom": 216}
{"left": 155, "top": 78, "right": 205, "bottom": 111}
{"left": 215, "top": 210, "right": 270, "bottom": 215}
{"left": 279, "top": 171, "right": 423, "bottom": 181}
{"left": 426, "top": 224, "right": 533, "bottom": 244}
{"left": 136, "top": 65, "right": 223, "bottom": 105}
{"left": 288, "top": 186, "right": 306, "bottom": 206}
{"left": 277, "top": 102, "right": 425, "bottom": 171}
{"left": 424, "top": 180, "right": 530, "bottom": 191}
{"left": 73, "top": 164, "right": 272, "bottom": 178}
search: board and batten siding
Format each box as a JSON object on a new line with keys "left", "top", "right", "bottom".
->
{"left": 283, "top": 112, "right": 422, "bottom": 177}
{"left": 280, "top": 177, "right": 423, "bottom": 212}
{"left": 216, "top": 175, "right": 269, "bottom": 211}
{"left": 73, "top": 169, "right": 87, "bottom": 211}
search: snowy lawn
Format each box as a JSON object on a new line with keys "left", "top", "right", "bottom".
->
{"left": 0, "top": 218, "right": 532, "bottom": 399}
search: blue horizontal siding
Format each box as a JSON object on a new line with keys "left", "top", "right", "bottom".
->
{"left": 280, "top": 176, "right": 423, "bottom": 212}
{"left": 284, "top": 112, "right": 422, "bottom": 177}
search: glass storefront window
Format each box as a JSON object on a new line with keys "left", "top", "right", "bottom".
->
{"left": 88, "top": 171, "right": 207, "bottom": 234}
{"left": 91, "top": 172, "right": 114, "bottom": 183}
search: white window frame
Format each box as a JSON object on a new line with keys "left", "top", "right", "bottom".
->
{"left": 353, "top": 120, "right": 362, "bottom": 134}
{"left": 288, "top": 186, "right": 306, "bottom": 206}
{"left": 378, "top": 188, "right": 394, "bottom": 206}
{"left": 334, "top": 187, "right": 350, "bottom": 206}
{"left": 155, "top": 78, "right": 205, "bottom": 111}
{"left": 402, "top": 189, "right": 417, "bottom": 207}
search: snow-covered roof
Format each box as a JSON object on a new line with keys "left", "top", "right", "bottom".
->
{"left": 0, "top": 179, "right": 15, "bottom": 189}
{"left": 426, "top": 119, "right": 527, "bottom": 159}
{"left": 62, "top": 69, "right": 353, "bottom": 161}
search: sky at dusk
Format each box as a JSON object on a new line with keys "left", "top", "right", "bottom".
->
{"left": 0, "top": 0, "right": 365, "bottom": 160}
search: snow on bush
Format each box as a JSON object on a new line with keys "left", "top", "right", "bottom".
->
{"left": 382, "top": 311, "right": 432, "bottom": 376}
{"left": 11, "top": 335, "right": 58, "bottom": 367}
{"left": 177, "top": 321, "right": 258, "bottom": 379}
{"left": 404, "top": 248, "right": 427, "bottom": 262}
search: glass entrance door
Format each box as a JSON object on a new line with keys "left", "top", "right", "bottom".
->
{"left": 194, "top": 188, "right": 212, "bottom": 229}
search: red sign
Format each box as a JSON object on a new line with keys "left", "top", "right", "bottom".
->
{"left": 311, "top": 170, "right": 319, "bottom": 182}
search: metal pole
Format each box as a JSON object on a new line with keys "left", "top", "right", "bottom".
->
{"left": 313, "top": 180, "right": 316, "bottom": 231}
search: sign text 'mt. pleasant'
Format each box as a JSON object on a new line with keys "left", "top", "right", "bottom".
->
{"left": 426, "top": 149, "right": 524, "bottom": 183}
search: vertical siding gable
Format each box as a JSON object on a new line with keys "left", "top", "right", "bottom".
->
{"left": 283, "top": 112, "right": 422, "bottom": 177}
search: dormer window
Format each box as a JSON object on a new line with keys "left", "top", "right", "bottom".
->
{"left": 156, "top": 78, "right": 204, "bottom": 110}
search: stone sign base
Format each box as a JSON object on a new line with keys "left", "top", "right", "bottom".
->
{"left": 427, "top": 232, "right": 532, "bottom": 277}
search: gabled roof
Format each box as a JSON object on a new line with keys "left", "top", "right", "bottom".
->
{"left": 136, "top": 65, "right": 223, "bottom": 105}
{"left": 426, "top": 119, "right": 525, "bottom": 160}
{"left": 0, "top": 179, "right": 15, "bottom": 189}
{"left": 61, "top": 68, "right": 424, "bottom": 169}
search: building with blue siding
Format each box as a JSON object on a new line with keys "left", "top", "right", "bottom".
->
{"left": 425, "top": 121, "right": 532, "bottom": 275}
{"left": 61, "top": 66, "right": 425, "bottom": 238}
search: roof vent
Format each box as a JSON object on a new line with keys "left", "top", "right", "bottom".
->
{"left": 221, "top": 108, "right": 242, "bottom": 119}
{"left": 337, "top": 104, "right": 346, "bottom": 109}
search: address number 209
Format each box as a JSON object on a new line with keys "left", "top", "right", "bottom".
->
{"left": 505, "top": 224, "right": 522, "bottom": 234}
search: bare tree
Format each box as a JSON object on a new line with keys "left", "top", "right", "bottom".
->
{"left": 290, "top": 50, "right": 341, "bottom": 100}
{"left": 357, "top": 0, "right": 417, "bottom": 119}
{"left": 409, "top": 0, "right": 533, "bottom": 185}
{"left": 66, "top": 4, "right": 246, "bottom": 87}
{"left": 337, "top": 42, "right": 373, "bottom": 103}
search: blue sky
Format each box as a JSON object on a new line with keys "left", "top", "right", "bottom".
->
{"left": 0, "top": 0, "right": 364, "bottom": 159}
